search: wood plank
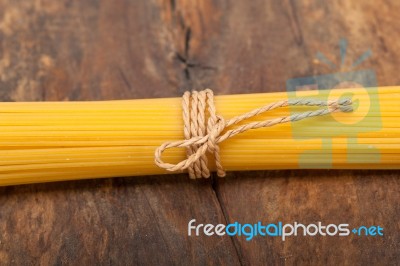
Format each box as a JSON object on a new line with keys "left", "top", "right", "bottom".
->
{"left": 1, "top": 0, "right": 399, "bottom": 264}
{"left": 199, "top": 1, "right": 400, "bottom": 264}
{"left": 0, "top": 1, "right": 240, "bottom": 264}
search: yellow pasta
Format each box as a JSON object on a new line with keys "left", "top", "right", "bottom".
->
{"left": 0, "top": 86, "right": 398, "bottom": 186}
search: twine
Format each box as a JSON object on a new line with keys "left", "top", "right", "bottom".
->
{"left": 154, "top": 89, "right": 353, "bottom": 179}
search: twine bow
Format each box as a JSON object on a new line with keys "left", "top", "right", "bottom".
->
{"left": 154, "top": 89, "right": 352, "bottom": 179}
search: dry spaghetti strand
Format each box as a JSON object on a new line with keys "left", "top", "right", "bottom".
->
{"left": 0, "top": 86, "right": 398, "bottom": 186}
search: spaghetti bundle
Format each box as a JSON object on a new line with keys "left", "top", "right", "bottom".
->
{"left": 0, "top": 86, "right": 398, "bottom": 186}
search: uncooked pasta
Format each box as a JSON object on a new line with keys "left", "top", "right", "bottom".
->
{"left": 0, "top": 86, "right": 398, "bottom": 185}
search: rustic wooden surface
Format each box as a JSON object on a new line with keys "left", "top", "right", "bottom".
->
{"left": 0, "top": 0, "right": 399, "bottom": 265}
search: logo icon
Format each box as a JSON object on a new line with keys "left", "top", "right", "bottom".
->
{"left": 286, "top": 39, "right": 381, "bottom": 168}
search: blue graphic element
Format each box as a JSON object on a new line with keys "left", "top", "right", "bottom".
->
{"left": 339, "top": 38, "right": 348, "bottom": 66}
{"left": 352, "top": 49, "right": 372, "bottom": 68}
{"left": 352, "top": 226, "right": 384, "bottom": 236}
{"left": 316, "top": 38, "right": 372, "bottom": 70}
{"left": 286, "top": 38, "right": 381, "bottom": 168}
{"left": 316, "top": 51, "right": 336, "bottom": 69}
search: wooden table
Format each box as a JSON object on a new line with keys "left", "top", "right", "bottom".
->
{"left": 0, "top": 1, "right": 399, "bottom": 264}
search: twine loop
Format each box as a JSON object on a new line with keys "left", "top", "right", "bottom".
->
{"left": 154, "top": 89, "right": 353, "bottom": 179}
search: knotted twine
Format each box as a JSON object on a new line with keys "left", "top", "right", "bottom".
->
{"left": 154, "top": 89, "right": 352, "bottom": 179}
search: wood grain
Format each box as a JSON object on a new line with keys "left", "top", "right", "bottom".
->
{"left": 0, "top": 0, "right": 399, "bottom": 265}
{"left": 200, "top": 0, "right": 400, "bottom": 265}
{"left": 0, "top": 0, "right": 239, "bottom": 265}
